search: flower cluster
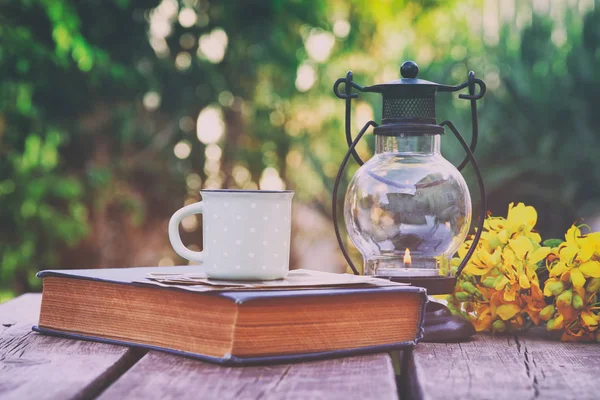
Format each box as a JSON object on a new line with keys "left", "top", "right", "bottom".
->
{"left": 449, "top": 203, "right": 600, "bottom": 341}
{"left": 542, "top": 225, "right": 600, "bottom": 341}
{"left": 448, "top": 203, "right": 549, "bottom": 333}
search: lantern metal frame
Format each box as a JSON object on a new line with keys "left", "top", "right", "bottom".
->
{"left": 332, "top": 63, "right": 487, "bottom": 295}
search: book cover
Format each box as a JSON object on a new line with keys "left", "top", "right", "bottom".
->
{"left": 34, "top": 266, "right": 427, "bottom": 365}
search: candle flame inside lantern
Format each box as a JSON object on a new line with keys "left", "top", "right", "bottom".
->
{"left": 404, "top": 248, "right": 411, "bottom": 266}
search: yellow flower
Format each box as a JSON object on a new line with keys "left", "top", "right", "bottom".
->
{"left": 471, "top": 304, "right": 493, "bottom": 332}
{"left": 544, "top": 224, "right": 600, "bottom": 341}
{"left": 506, "top": 202, "right": 541, "bottom": 243}
{"left": 454, "top": 210, "right": 600, "bottom": 340}
{"left": 450, "top": 203, "right": 546, "bottom": 333}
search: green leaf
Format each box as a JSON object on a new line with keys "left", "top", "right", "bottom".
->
{"left": 16, "top": 84, "right": 33, "bottom": 115}
{"left": 543, "top": 239, "right": 564, "bottom": 248}
{"left": 53, "top": 178, "right": 83, "bottom": 199}
{"left": 0, "top": 180, "right": 16, "bottom": 196}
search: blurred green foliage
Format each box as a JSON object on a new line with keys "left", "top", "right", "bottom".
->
{"left": 1, "top": 0, "right": 599, "bottom": 297}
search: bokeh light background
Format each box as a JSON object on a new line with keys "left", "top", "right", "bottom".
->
{"left": 1, "top": 0, "right": 599, "bottom": 299}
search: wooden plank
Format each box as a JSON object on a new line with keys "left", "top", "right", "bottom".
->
{"left": 0, "top": 293, "right": 45, "bottom": 325}
{"left": 405, "top": 329, "right": 600, "bottom": 400}
{"left": 100, "top": 350, "right": 399, "bottom": 400}
{"left": 0, "top": 294, "right": 145, "bottom": 400}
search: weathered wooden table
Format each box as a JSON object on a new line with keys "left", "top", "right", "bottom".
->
{"left": 1, "top": 294, "right": 599, "bottom": 399}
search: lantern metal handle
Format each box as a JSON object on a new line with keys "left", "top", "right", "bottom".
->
{"left": 333, "top": 71, "right": 367, "bottom": 166}
{"left": 454, "top": 71, "right": 484, "bottom": 171}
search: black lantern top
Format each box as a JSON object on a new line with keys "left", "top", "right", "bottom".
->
{"left": 363, "top": 61, "right": 454, "bottom": 121}
{"left": 363, "top": 61, "right": 453, "bottom": 92}
{"left": 333, "top": 60, "right": 486, "bottom": 129}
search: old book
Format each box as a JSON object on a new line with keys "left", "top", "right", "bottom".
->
{"left": 34, "top": 266, "right": 427, "bottom": 365}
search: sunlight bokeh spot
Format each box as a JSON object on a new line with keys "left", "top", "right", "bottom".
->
{"left": 150, "top": 37, "right": 170, "bottom": 58}
{"left": 178, "top": 7, "right": 197, "bottom": 28}
{"left": 295, "top": 63, "right": 316, "bottom": 92}
{"left": 204, "top": 178, "right": 222, "bottom": 189}
{"left": 143, "top": 91, "right": 161, "bottom": 110}
{"left": 175, "top": 52, "right": 192, "bottom": 70}
{"left": 174, "top": 140, "right": 192, "bottom": 159}
{"left": 333, "top": 20, "right": 350, "bottom": 38}
{"left": 354, "top": 102, "right": 373, "bottom": 129}
{"left": 218, "top": 91, "right": 234, "bottom": 107}
{"left": 186, "top": 173, "right": 202, "bottom": 190}
{"left": 259, "top": 167, "right": 285, "bottom": 190}
{"left": 485, "top": 71, "right": 501, "bottom": 90}
{"left": 198, "top": 28, "right": 228, "bottom": 63}
{"left": 270, "top": 110, "right": 285, "bottom": 127}
{"left": 179, "top": 116, "right": 195, "bottom": 132}
{"left": 181, "top": 215, "right": 198, "bottom": 231}
{"left": 286, "top": 150, "right": 302, "bottom": 168}
{"left": 551, "top": 27, "right": 567, "bottom": 47}
{"left": 157, "top": 0, "right": 177, "bottom": 18}
{"left": 305, "top": 30, "right": 335, "bottom": 62}
{"left": 204, "top": 159, "right": 220, "bottom": 175}
{"left": 205, "top": 143, "right": 222, "bottom": 160}
{"left": 149, "top": 0, "right": 178, "bottom": 40}
{"left": 150, "top": 18, "right": 172, "bottom": 39}
{"left": 158, "top": 257, "right": 174, "bottom": 267}
{"left": 196, "top": 106, "right": 225, "bottom": 144}
{"left": 233, "top": 164, "right": 251, "bottom": 186}
{"left": 179, "top": 33, "right": 196, "bottom": 49}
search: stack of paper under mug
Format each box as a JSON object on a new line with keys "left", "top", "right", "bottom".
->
{"left": 34, "top": 266, "right": 427, "bottom": 365}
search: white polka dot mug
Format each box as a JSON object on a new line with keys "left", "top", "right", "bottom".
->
{"left": 168, "top": 189, "right": 294, "bottom": 280}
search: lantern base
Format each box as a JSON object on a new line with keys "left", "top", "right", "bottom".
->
{"left": 385, "top": 275, "right": 456, "bottom": 295}
{"left": 366, "top": 256, "right": 440, "bottom": 277}
{"left": 382, "top": 275, "right": 475, "bottom": 342}
{"left": 421, "top": 300, "right": 475, "bottom": 342}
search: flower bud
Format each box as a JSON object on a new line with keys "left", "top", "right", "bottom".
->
{"left": 489, "top": 250, "right": 501, "bottom": 267}
{"left": 547, "top": 281, "right": 565, "bottom": 296}
{"left": 461, "top": 281, "right": 478, "bottom": 294}
{"left": 493, "top": 319, "right": 506, "bottom": 332}
{"left": 586, "top": 277, "right": 600, "bottom": 293}
{"left": 454, "top": 292, "right": 470, "bottom": 302}
{"left": 547, "top": 317, "right": 564, "bottom": 331}
{"left": 494, "top": 275, "right": 505, "bottom": 287}
{"left": 488, "top": 234, "right": 501, "bottom": 250}
{"left": 556, "top": 289, "right": 573, "bottom": 308}
{"left": 447, "top": 303, "right": 458, "bottom": 314}
{"left": 572, "top": 293, "right": 584, "bottom": 310}
{"left": 482, "top": 276, "right": 497, "bottom": 288}
{"left": 539, "top": 304, "right": 555, "bottom": 321}
{"left": 498, "top": 230, "right": 509, "bottom": 244}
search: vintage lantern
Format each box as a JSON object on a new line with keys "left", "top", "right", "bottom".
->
{"left": 333, "top": 61, "right": 487, "bottom": 340}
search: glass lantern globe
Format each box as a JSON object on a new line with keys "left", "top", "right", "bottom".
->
{"left": 344, "top": 133, "right": 471, "bottom": 277}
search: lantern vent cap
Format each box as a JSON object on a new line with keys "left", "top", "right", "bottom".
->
{"left": 362, "top": 61, "right": 456, "bottom": 94}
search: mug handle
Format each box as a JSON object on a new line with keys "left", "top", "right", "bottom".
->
{"left": 168, "top": 202, "right": 205, "bottom": 263}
